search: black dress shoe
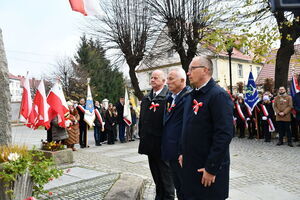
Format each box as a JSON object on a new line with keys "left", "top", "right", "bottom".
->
{"left": 276, "top": 142, "right": 283, "bottom": 146}
{"left": 95, "top": 143, "right": 102, "bottom": 146}
{"left": 288, "top": 143, "right": 294, "bottom": 147}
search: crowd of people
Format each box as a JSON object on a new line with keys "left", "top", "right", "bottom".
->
{"left": 46, "top": 97, "right": 138, "bottom": 151}
{"left": 233, "top": 86, "right": 299, "bottom": 147}
{"left": 45, "top": 55, "right": 300, "bottom": 200}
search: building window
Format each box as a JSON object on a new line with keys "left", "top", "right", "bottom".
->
{"left": 238, "top": 64, "right": 243, "bottom": 78}
{"left": 256, "top": 66, "right": 261, "bottom": 74}
{"left": 167, "top": 49, "right": 174, "bottom": 58}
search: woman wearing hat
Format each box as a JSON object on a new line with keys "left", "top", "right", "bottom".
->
{"left": 65, "top": 101, "right": 80, "bottom": 151}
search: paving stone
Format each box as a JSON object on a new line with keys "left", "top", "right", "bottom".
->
{"left": 11, "top": 127, "right": 300, "bottom": 199}
{"left": 44, "top": 174, "right": 81, "bottom": 190}
{"left": 240, "top": 184, "right": 300, "bottom": 200}
{"left": 121, "top": 154, "right": 148, "bottom": 163}
{"left": 66, "top": 167, "right": 107, "bottom": 179}
{"left": 230, "top": 169, "right": 245, "bottom": 179}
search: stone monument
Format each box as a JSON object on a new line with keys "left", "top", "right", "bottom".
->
{"left": 0, "top": 28, "right": 11, "bottom": 145}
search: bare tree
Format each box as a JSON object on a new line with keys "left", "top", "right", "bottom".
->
{"left": 48, "top": 57, "right": 88, "bottom": 100}
{"left": 234, "top": 0, "right": 300, "bottom": 89}
{"left": 88, "top": 0, "right": 153, "bottom": 100}
{"left": 146, "top": 0, "right": 230, "bottom": 75}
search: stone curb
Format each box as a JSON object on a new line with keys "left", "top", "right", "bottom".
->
{"left": 104, "top": 173, "right": 145, "bottom": 200}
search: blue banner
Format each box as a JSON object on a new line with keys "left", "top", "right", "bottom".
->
{"left": 290, "top": 74, "right": 300, "bottom": 98}
{"left": 244, "top": 72, "right": 260, "bottom": 111}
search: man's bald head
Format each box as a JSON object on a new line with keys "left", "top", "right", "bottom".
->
{"left": 190, "top": 56, "right": 213, "bottom": 76}
{"left": 187, "top": 55, "right": 213, "bottom": 88}
{"left": 150, "top": 70, "right": 166, "bottom": 91}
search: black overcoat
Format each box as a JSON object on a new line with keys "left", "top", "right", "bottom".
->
{"left": 181, "top": 79, "right": 233, "bottom": 200}
{"left": 138, "top": 86, "right": 168, "bottom": 157}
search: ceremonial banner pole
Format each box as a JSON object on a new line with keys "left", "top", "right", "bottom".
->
{"left": 84, "top": 78, "right": 96, "bottom": 147}
{"left": 244, "top": 71, "right": 260, "bottom": 139}
{"left": 255, "top": 108, "right": 259, "bottom": 139}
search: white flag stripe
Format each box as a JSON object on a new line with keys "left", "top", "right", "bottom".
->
{"left": 83, "top": 0, "right": 102, "bottom": 16}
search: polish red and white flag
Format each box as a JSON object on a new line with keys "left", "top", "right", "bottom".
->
{"left": 19, "top": 75, "right": 35, "bottom": 127}
{"left": 31, "top": 80, "right": 50, "bottom": 129}
{"left": 47, "top": 82, "right": 69, "bottom": 128}
{"left": 69, "top": 0, "right": 102, "bottom": 16}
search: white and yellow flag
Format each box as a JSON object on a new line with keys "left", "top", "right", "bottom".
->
{"left": 123, "top": 88, "right": 132, "bottom": 126}
{"left": 84, "top": 79, "right": 95, "bottom": 127}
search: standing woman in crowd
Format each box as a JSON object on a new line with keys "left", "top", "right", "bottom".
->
{"left": 260, "top": 95, "right": 275, "bottom": 142}
{"left": 235, "top": 94, "right": 248, "bottom": 138}
{"left": 105, "top": 103, "right": 116, "bottom": 145}
{"left": 112, "top": 105, "right": 118, "bottom": 142}
{"left": 100, "top": 104, "right": 108, "bottom": 143}
{"left": 94, "top": 101, "right": 104, "bottom": 146}
{"left": 65, "top": 101, "right": 80, "bottom": 151}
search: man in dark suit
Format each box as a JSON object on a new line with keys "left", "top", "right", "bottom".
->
{"left": 138, "top": 70, "right": 175, "bottom": 200}
{"left": 181, "top": 56, "right": 233, "bottom": 200}
{"left": 161, "top": 67, "right": 191, "bottom": 200}
{"left": 116, "top": 97, "right": 125, "bottom": 142}
{"left": 76, "top": 98, "right": 88, "bottom": 148}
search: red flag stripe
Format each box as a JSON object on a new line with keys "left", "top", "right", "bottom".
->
{"left": 69, "top": 0, "right": 87, "bottom": 15}
{"left": 124, "top": 117, "right": 132, "bottom": 126}
{"left": 48, "top": 82, "right": 69, "bottom": 127}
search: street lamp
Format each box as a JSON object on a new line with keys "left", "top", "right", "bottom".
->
{"left": 227, "top": 46, "right": 233, "bottom": 95}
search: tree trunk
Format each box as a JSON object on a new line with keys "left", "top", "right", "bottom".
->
{"left": 274, "top": 11, "right": 300, "bottom": 90}
{"left": 0, "top": 28, "right": 11, "bottom": 146}
{"left": 129, "top": 66, "right": 144, "bottom": 100}
{"left": 176, "top": 46, "right": 195, "bottom": 86}
{"left": 274, "top": 42, "right": 294, "bottom": 89}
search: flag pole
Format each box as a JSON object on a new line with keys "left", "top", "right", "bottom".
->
{"left": 255, "top": 107, "right": 259, "bottom": 139}
{"left": 86, "top": 78, "right": 90, "bottom": 148}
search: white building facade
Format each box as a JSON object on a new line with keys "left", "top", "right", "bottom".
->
{"left": 135, "top": 31, "right": 263, "bottom": 92}
{"left": 9, "top": 73, "right": 22, "bottom": 102}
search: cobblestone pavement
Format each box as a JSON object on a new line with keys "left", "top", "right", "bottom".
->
{"left": 12, "top": 126, "right": 300, "bottom": 199}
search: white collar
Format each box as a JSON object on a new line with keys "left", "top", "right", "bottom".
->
{"left": 195, "top": 80, "right": 210, "bottom": 91}
{"left": 172, "top": 89, "right": 183, "bottom": 99}
{"left": 153, "top": 87, "right": 164, "bottom": 96}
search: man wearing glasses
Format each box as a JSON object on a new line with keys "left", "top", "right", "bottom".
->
{"left": 181, "top": 56, "right": 233, "bottom": 200}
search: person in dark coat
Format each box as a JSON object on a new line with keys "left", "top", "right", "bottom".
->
{"left": 235, "top": 94, "right": 248, "bottom": 138}
{"left": 105, "top": 103, "right": 117, "bottom": 145}
{"left": 94, "top": 101, "right": 105, "bottom": 146}
{"left": 138, "top": 70, "right": 175, "bottom": 200}
{"left": 116, "top": 97, "right": 126, "bottom": 143}
{"left": 181, "top": 56, "right": 233, "bottom": 200}
{"left": 292, "top": 92, "right": 300, "bottom": 142}
{"left": 76, "top": 98, "right": 88, "bottom": 148}
{"left": 100, "top": 105, "right": 108, "bottom": 143}
{"left": 112, "top": 105, "right": 118, "bottom": 141}
{"left": 260, "top": 95, "right": 275, "bottom": 142}
{"left": 161, "top": 67, "right": 191, "bottom": 200}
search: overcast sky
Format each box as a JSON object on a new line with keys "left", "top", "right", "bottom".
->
{"left": 0, "top": 0, "right": 89, "bottom": 78}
